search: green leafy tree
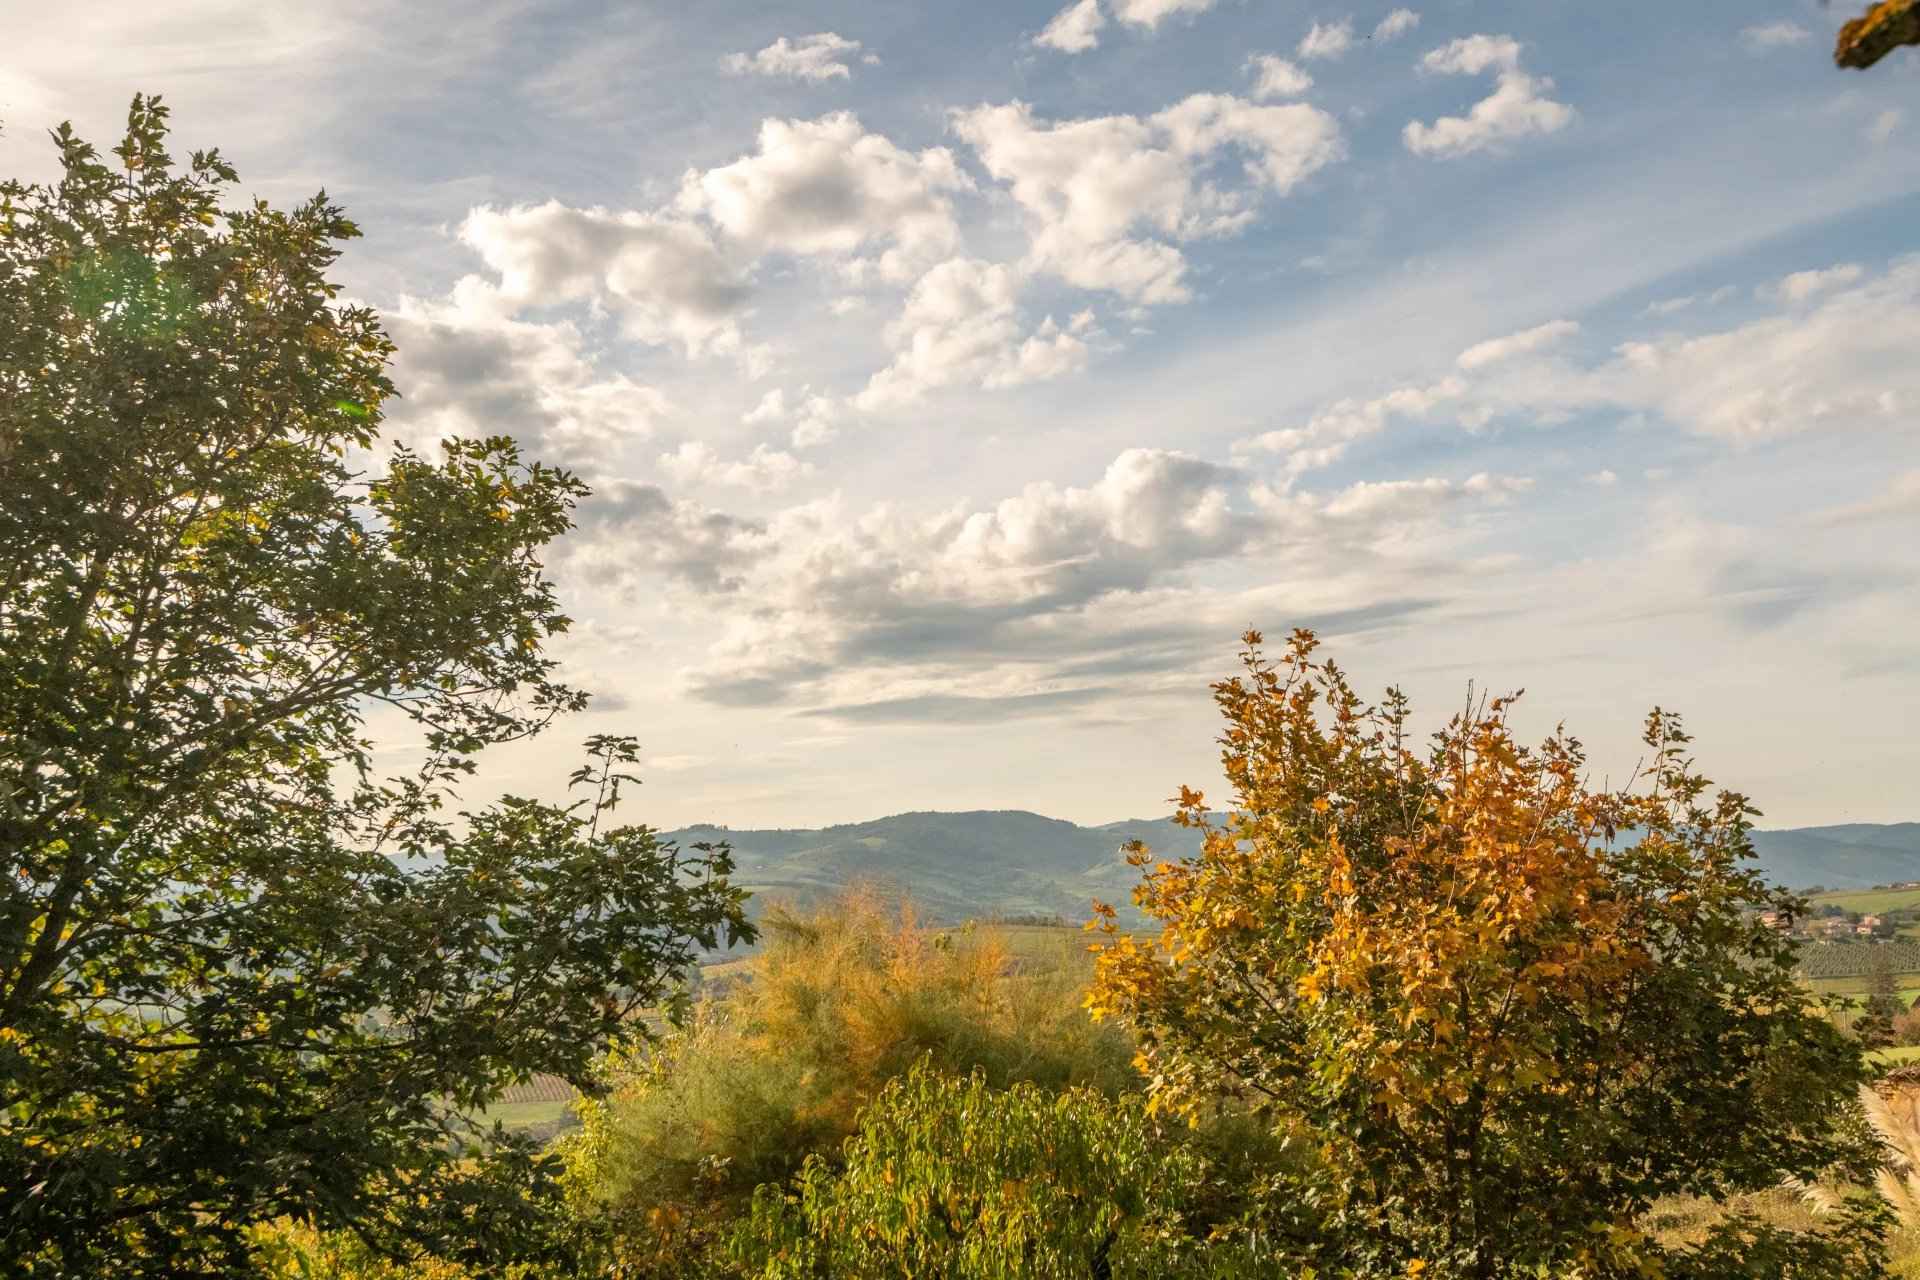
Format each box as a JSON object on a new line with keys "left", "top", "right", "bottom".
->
{"left": 1087, "top": 629, "right": 1884, "bottom": 1278}
{"left": 1858, "top": 947, "right": 1903, "bottom": 1050}
{"left": 0, "top": 96, "right": 753, "bottom": 1276}
{"left": 730, "top": 1060, "right": 1303, "bottom": 1280}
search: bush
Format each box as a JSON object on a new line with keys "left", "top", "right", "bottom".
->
{"left": 729, "top": 1061, "right": 1312, "bottom": 1279}
{"left": 557, "top": 889, "right": 1138, "bottom": 1266}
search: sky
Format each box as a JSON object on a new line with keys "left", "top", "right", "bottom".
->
{"left": 6, "top": 1, "right": 1918, "bottom": 830}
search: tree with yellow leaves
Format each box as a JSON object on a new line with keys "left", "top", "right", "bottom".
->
{"left": 1836, "top": 0, "right": 1920, "bottom": 69}
{"left": 1087, "top": 630, "right": 1887, "bottom": 1278}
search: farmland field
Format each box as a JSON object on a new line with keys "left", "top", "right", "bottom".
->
{"left": 1871, "top": 1044, "right": 1920, "bottom": 1066}
{"left": 1808, "top": 886, "right": 1920, "bottom": 914}
{"left": 472, "top": 1098, "right": 576, "bottom": 1134}
{"left": 1796, "top": 940, "right": 1920, "bottom": 978}
{"left": 1807, "top": 975, "right": 1920, "bottom": 1009}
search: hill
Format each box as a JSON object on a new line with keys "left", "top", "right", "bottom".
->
{"left": 660, "top": 812, "right": 1920, "bottom": 922}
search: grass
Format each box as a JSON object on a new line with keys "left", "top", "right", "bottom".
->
{"left": 1810, "top": 886, "right": 1920, "bottom": 914}
{"left": 1875, "top": 1046, "right": 1920, "bottom": 1066}
{"left": 469, "top": 1098, "right": 577, "bottom": 1134}
{"left": 1807, "top": 974, "right": 1920, "bottom": 1008}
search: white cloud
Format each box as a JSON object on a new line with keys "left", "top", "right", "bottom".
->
{"left": 791, "top": 397, "right": 840, "bottom": 448}
{"left": 658, "top": 440, "right": 815, "bottom": 494}
{"left": 1463, "top": 258, "right": 1920, "bottom": 442}
{"left": 1298, "top": 19, "right": 1355, "bottom": 61}
{"left": 1234, "top": 259, "right": 1920, "bottom": 468}
{"left": 1112, "top": 0, "right": 1218, "bottom": 30}
{"left": 1233, "top": 376, "right": 1466, "bottom": 476}
{"left": 1311, "top": 472, "right": 1530, "bottom": 520}
{"left": 722, "top": 32, "right": 867, "bottom": 82}
{"left": 742, "top": 388, "right": 789, "bottom": 426}
{"left": 457, "top": 202, "right": 750, "bottom": 357}
{"left": 1869, "top": 108, "right": 1905, "bottom": 146}
{"left": 1456, "top": 318, "right": 1580, "bottom": 370}
{"left": 639, "top": 446, "right": 1523, "bottom": 710}
{"left": 1740, "top": 22, "right": 1811, "bottom": 51}
{"left": 1420, "top": 33, "right": 1521, "bottom": 76}
{"left": 566, "top": 482, "right": 774, "bottom": 595}
{"left": 1586, "top": 469, "right": 1619, "bottom": 487}
{"left": 743, "top": 386, "right": 841, "bottom": 447}
{"left": 1761, "top": 263, "right": 1863, "bottom": 303}
{"left": 1374, "top": 9, "right": 1420, "bottom": 40}
{"left": 1643, "top": 285, "right": 1738, "bottom": 316}
{"left": 1246, "top": 54, "right": 1314, "bottom": 100}
{"left": 1035, "top": 0, "right": 1106, "bottom": 53}
{"left": 855, "top": 258, "right": 1090, "bottom": 410}
{"left": 678, "top": 112, "right": 970, "bottom": 283}
{"left": 1404, "top": 35, "right": 1573, "bottom": 158}
{"left": 1817, "top": 471, "right": 1920, "bottom": 525}
{"left": 1594, "top": 265, "right": 1917, "bottom": 439}
{"left": 952, "top": 95, "right": 1343, "bottom": 304}
{"left": 380, "top": 282, "right": 671, "bottom": 471}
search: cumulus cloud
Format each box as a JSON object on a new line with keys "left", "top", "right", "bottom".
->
{"left": 658, "top": 440, "right": 815, "bottom": 494}
{"left": 1457, "top": 318, "right": 1580, "bottom": 370}
{"left": 742, "top": 388, "right": 789, "bottom": 426}
{"left": 565, "top": 481, "right": 773, "bottom": 594}
{"left": 855, "top": 258, "right": 1091, "bottom": 409}
{"left": 1740, "top": 22, "right": 1810, "bottom": 51}
{"left": 1420, "top": 33, "right": 1521, "bottom": 75}
{"left": 1760, "top": 263, "right": 1864, "bottom": 304}
{"left": 951, "top": 95, "right": 1343, "bottom": 304}
{"left": 722, "top": 32, "right": 868, "bottom": 81}
{"left": 380, "top": 283, "right": 671, "bottom": 470}
{"left": 1298, "top": 19, "right": 1355, "bottom": 60}
{"left": 742, "top": 386, "right": 841, "bottom": 447}
{"left": 1035, "top": 0, "right": 1106, "bottom": 52}
{"left": 1245, "top": 54, "right": 1313, "bottom": 100}
{"left": 457, "top": 202, "right": 750, "bottom": 357}
{"left": 1870, "top": 109, "right": 1904, "bottom": 145}
{"left": 1404, "top": 35, "right": 1573, "bottom": 157}
{"left": 1112, "top": 0, "right": 1218, "bottom": 30}
{"left": 1374, "top": 9, "right": 1420, "bottom": 40}
{"left": 678, "top": 112, "right": 970, "bottom": 283}
{"left": 634, "top": 446, "right": 1526, "bottom": 711}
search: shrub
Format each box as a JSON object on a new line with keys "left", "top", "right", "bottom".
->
{"left": 557, "top": 889, "right": 1138, "bottom": 1265}
{"left": 729, "top": 1061, "right": 1312, "bottom": 1279}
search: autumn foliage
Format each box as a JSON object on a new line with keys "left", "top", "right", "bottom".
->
{"left": 1087, "top": 629, "right": 1880, "bottom": 1277}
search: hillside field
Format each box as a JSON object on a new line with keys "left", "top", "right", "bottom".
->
{"left": 1809, "top": 885, "right": 1920, "bottom": 914}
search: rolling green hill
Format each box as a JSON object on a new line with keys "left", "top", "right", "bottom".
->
{"left": 660, "top": 812, "right": 1919, "bottom": 923}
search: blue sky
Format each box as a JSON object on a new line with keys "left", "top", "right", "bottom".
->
{"left": 8, "top": 1, "right": 1918, "bottom": 828}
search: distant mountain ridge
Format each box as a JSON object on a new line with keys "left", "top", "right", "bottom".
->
{"left": 660, "top": 811, "right": 1920, "bottom": 922}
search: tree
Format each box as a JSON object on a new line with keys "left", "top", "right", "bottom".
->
{"left": 0, "top": 96, "right": 754, "bottom": 1276}
{"left": 1086, "top": 629, "right": 1883, "bottom": 1278}
{"left": 1859, "top": 947, "right": 1904, "bottom": 1049}
{"left": 1835, "top": 0, "right": 1920, "bottom": 68}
